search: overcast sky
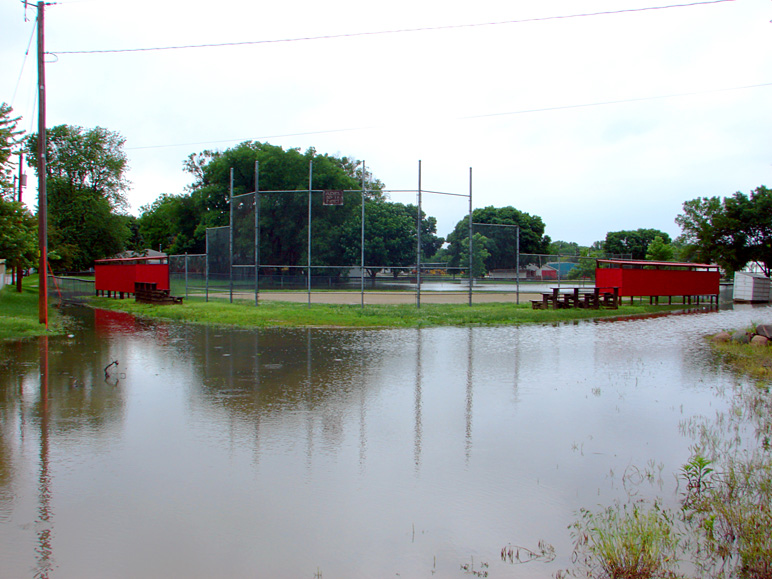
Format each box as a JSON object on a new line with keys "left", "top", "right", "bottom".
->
{"left": 2, "top": 0, "right": 771, "bottom": 245}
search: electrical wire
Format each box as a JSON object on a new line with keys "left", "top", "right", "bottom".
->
{"left": 125, "top": 79, "right": 772, "bottom": 151}
{"left": 10, "top": 16, "right": 37, "bottom": 108}
{"left": 52, "top": 0, "right": 735, "bottom": 55}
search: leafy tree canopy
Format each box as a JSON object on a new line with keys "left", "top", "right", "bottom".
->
{"left": 645, "top": 235, "right": 675, "bottom": 262}
{"left": 604, "top": 228, "right": 671, "bottom": 260}
{"left": 0, "top": 197, "right": 37, "bottom": 287}
{"left": 675, "top": 186, "right": 772, "bottom": 276}
{"left": 26, "top": 125, "right": 131, "bottom": 270}
{"left": 0, "top": 103, "right": 23, "bottom": 198}
{"left": 446, "top": 206, "right": 550, "bottom": 271}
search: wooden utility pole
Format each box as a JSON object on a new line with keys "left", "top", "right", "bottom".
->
{"left": 37, "top": 1, "right": 48, "bottom": 326}
{"left": 16, "top": 151, "right": 24, "bottom": 292}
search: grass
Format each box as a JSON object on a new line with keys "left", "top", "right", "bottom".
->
{"left": 87, "top": 296, "right": 694, "bottom": 329}
{"left": 570, "top": 502, "right": 683, "bottom": 579}
{"left": 709, "top": 331, "right": 772, "bottom": 378}
{"left": 0, "top": 275, "right": 63, "bottom": 341}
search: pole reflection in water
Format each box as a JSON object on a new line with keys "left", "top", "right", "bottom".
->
{"left": 465, "top": 327, "right": 474, "bottom": 465}
{"left": 414, "top": 328, "right": 422, "bottom": 473}
{"left": 35, "top": 335, "right": 53, "bottom": 579}
{"left": 0, "top": 304, "right": 768, "bottom": 578}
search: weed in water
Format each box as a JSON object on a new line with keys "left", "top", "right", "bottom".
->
{"left": 570, "top": 500, "right": 683, "bottom": 579}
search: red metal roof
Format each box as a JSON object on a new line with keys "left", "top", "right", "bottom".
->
{"left": 95, "top": 256, "right": 168, "bottom": 264}
{"left": 596, "top": 259, "right": 718, "bottom": 269}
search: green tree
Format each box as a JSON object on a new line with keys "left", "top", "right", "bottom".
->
{"left": 548, "top": 240, "right": 580, "bottom": 256}
{"left": 0, "top": 103, "right": 23, "bottom": 198}
{"left": 0, "top": 198, "right": 37, "bottom": 290}
{"left": 341, "top": 200, "right": 415, "bottom": 283}
{"left": 676, "top": 186, "right": 772, "bottom": 276}
{"left": 137, "top": 193, "right": 199, "bottom": 255}
{"left": 604, "top": 229, "right": 671, "bottom": 260}
{"left": 178, "top": 142, "right": 383, "bottom": 268}
{"left": 446, "top": 206, "right": 550, "bottom": 272}
{"left": 567, "top": 249, "right": 602, "bottom": 280}
{"left": 26, "top": 125, "right": 131, "bottom": 270}
{"left": 458, "top": 233, "right": 491, "bottom": 277}
{"left": 645, "top": 235, "right": 675, "bottom": 262}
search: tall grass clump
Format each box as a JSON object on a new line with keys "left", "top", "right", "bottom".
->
{"left": 570, "top": 501, "right": 683, "bottom": 579}
{"left": 682, "top": 453, "right": 772, "bottom": 579}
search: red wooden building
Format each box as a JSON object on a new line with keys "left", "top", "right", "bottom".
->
{"left": 595, "top": 259, "right": 720, "bottom": 304}
{"left": 95, "top": 256, "right": 170, "bottom": 298}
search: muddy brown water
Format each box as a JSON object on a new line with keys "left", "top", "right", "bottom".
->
{"left": 0, "top": 303, "right": 767, "bottom": 578}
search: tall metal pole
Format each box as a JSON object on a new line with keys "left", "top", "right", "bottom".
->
{"left": 307, "top": 160, "right": 313, "bottom": 307}
{"left": 468, "top": 167, "right": 473, "bottom": 306}
{"left": 255, "top": 161, "right": 260, "bottom": 305}
{"left": 360, "top": 160, "right": 365, "bottom": 309}
{"left": 229, "top": 167, "right": 234, "bottom": 303}
{"left": 416, "top": 160, "right": 422, "bottom": 309}
{"left": 37, "top": 1, "right": 47, "bottom": 327}
{"left": 516, "top": 226, "right": 520, "bottom": 304}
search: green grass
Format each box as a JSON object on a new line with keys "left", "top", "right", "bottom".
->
{"left": 709, "top": 328, "right": 772, "bottom": 378}
{"left": 0, "top": 275, "right": 63, "bottom": 341}
{"left": 89, "top": 296, "right": 693, "bottom": 329}
{"left": 570, "top": 502, "right": 684, "bottom": 579}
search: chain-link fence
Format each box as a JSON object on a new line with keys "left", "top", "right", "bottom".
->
{"left": 48, "top": 275, "right": 95, "bottom": 303}
{"left": 166, "top": 163, "right": 633, "bottom": 306}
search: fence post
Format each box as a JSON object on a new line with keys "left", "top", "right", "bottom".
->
{"left": 255, "top": 161, "right": 260, "bottom": 306}
{"left": 184, "top": 252, "right": 188, "bottom": 299}
{"left": 229, "top": 167, "right": 234, "bottom": 303}
{"left": 468, "top": 167, "right": 473, "bottom": 306}
{"left": 361, "top": 161, "right": 365, "bottom": 309}
{"left": 416, "top": 160, "right": 422, "bottom": 309}
{"left": 307, "top": 160, "right": 313, "bottom": 308}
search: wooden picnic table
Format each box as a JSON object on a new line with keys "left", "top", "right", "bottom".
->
{"left": 532, "top": 286, "right": 619, "bottom": 310}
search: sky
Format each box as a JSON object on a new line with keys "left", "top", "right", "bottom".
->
{"left": 2, "top": 0, "right": 771, "bottom": 246}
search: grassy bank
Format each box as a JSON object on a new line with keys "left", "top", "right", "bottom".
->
{"left": 709, "top": 327, "right": 772, "bottom": 378}
{"left": 90, "top": 296, "right": 694, "bottom": 329}
{"left": 0, "top": 275, "right": 62, "bottom": 341}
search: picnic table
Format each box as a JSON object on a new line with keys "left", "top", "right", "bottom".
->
{"left": 531, "top": 286, "right": 619, "bottom": 310}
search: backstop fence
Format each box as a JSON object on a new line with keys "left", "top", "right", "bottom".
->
{"left": 166, "top": 161, "right": 633, "bottom": 307}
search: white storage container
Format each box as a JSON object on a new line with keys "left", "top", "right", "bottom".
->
{"left": 733, "top": 271, "right": 771, "bottom": 303}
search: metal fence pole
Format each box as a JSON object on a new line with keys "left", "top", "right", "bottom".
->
{"left": 255, "top": 160, "right": 259, "bottom": 307}
{"left": 229, "top": 167, "right": 234, "bottom": 303}
{"left": 205, "top": 233, "right": 210, "bottom": 302}
{"left": 184, "top": 252, "right": 188, "bottom": 299}
{"left": 516, "top": 226, "right": 520, "bottom": 304}
{"left": 360, "top": 161, "right": 365, "bottom": 309}
{"left": 416, "top": 160, "right": 422, "bottom": 309}
{"left": 308, "top": 160, "right": 313, "bottom": 308}
{"left": 468, "top": 167, "right": 473, "bottom": 306}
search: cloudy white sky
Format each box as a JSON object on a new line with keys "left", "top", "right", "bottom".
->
{"left": 2, "top": 0, "right": 771, "bottom": 245}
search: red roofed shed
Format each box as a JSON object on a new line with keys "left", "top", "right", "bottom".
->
{"left": 595, "top": 259, "right": 720, "bottom": 302}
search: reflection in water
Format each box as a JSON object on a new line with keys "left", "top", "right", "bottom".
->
{"left": 35, "top": 337, "right": 53, "bottom": 579}
{"left": 414, "top": 329, "right": 422, "bottom": 472}
{"left": 0, "top": 304, "right": 769, "bottom": 577}
{"left": 465, "top": 327, "right": 473, "bottom": 464}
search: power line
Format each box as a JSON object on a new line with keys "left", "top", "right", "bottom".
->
{"left": 52, "top": 0, "right": 735, "bottom": 55}
{"left": 10, "top": 17, "right": 37, "bottom": 108}
{"left": 125, "top": 79, "right": 772, "bottom": 151}
{"left": 461, "top": 81, "right": 772, "bottom": 120}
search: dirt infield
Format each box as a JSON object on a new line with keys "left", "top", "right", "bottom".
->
{"left": 213, "top": 291, "right": 543, "bottom": 305}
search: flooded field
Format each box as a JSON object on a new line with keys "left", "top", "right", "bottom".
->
{"left": 0, "top": 303, "right": 768, "bottom": 578}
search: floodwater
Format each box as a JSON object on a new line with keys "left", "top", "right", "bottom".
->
{"left": 0, "top": 303, "right": 768, "bottom": 578}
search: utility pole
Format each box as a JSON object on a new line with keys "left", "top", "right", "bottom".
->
{"left": 36, "top": 1, "right": 48, "bottom": 327}
{"left": 16, "top": 151, "right": 25, "bottom": 292}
